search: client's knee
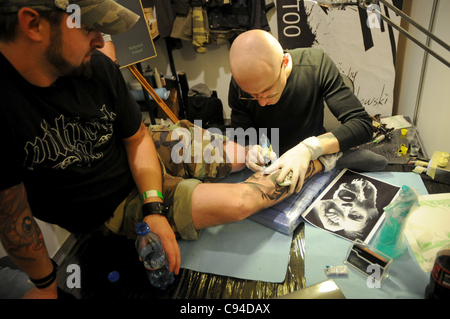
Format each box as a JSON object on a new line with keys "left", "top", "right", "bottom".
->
{"left": 229, "top": 186, "right": 265, "bottom": 222}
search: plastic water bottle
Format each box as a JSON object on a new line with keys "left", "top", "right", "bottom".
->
{"left": 425, "top": 244, "right": 450, "bottom": 299}
{"left": 373, "top": 185, "right": 420, "bottom": 259}
{"left": 135, "top": 221, "right": 174, "bottom": 290}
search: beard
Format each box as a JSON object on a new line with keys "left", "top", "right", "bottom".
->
{"left": 44, "top": 27, "right": 93, "bottom": 79}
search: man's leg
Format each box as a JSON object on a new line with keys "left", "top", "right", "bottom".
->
{"left": 225, "top": 140, "right": 247, "bottom": 173}
{"left": 191, "top": 160, "right": 323, "bottom": 230}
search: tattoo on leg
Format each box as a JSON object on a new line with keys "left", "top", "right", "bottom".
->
{"left": 304, "top": 160, "right": 316, "bottom": 184}
{"left": 243, "top": 171, "right": 290, "bottom": 204}
{"left": 244, "top": 160, "right": 320, "bottom": 203}
{"left": 0, "top": 184, "right": 44, "bottom": 262}
{"left": 240, "top": 160, "right": 322, "bottom": 213}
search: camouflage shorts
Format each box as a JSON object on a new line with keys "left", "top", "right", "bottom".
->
{"left": 106, "top": 120, "right": 233, "bottom": 240}
{"left": 151, "top": 119, "right": 232, "bottom": 185}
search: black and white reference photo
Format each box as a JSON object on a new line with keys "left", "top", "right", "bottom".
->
{"left": 302, "top": 169, "right": 400, "bottom": 243}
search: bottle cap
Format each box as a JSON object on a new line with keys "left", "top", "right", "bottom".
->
{"left": 108, "top": 271, "right": 120, "bottom": 283}
{"left": 136, "top": 221, "right": 150, "bottom": 236}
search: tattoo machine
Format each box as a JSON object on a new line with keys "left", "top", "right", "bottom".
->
{"left": 260, "top": 134, "right": 272, "bottom": 167}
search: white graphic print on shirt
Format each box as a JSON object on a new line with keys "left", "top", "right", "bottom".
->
{"left": 23, "top": 105, "right": 116, "bottom": 170}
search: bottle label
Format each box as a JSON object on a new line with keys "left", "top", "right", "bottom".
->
{"left": 431, "top": 260, "right": 450, "bottom": 288}
{"left": 150, "top": 254, "right": 166, "bottom": 269}
{"left": 144, "top": 253, "right": 167, "bottom": 270}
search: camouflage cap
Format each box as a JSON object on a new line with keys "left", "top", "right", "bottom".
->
{"left": 0, "top": 0, "right": 140, "bottom": 35}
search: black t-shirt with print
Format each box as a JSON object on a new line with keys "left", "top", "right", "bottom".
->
{"left": 0, "top": 51, "right": 142, "bottom": 233}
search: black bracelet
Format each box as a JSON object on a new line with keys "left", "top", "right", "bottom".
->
{"left": 142, "top": 202, "right": 167, "bottom": 218}
{"left": 29, "top": 259, "right": 58, "bottom": 289}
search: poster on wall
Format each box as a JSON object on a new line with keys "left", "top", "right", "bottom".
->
{"left": 111, "top": 0, "right": 157, "bottom": 69}
{"left": 276, "top": 0, "right": 402, "bottom": 117}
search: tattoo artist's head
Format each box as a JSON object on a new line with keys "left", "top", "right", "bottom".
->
{"left": 230, "top": 30, "right": 291, "bottom": 107}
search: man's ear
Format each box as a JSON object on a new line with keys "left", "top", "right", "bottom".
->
{"left": 282, "top": 53, "right": 289, "bottom": 67}
{"left": 17, "top": 7, "right": 47, "bottom": 42}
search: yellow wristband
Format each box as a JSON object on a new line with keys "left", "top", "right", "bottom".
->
{"left": 141, "top": 190, "right": 164, "bottom": 202}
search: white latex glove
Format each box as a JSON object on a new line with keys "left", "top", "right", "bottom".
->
{"left": 245, "top": 144, "right": 278, "bottom": 172}
{"left": 263, "top": 142, "right": 312, "bottom": 194}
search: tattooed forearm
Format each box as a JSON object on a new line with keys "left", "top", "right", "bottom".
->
{"left": 317, "top": 132, "right": 340, "bottom": 154}
{"left": 0, "top": 183, "right": 45, "bottom": 262}
{"left": 317, "top": 132, "right": 336, "bottom": 142}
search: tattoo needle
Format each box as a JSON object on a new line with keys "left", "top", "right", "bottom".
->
{"left": 260, "top": 134, "right": 272, "bottom": 167}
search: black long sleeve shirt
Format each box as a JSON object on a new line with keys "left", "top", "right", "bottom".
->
{"left": 229, "top": 48, "right": 373, "bottom": 155}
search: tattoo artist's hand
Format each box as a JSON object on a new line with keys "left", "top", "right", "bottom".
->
{"left": 245, "top": 145, "right": 277, "bottom": 172}
{"left": 143, "top": 215, "right": 180, "bottom": 275}
{"left": 263, "top": 143, "right": 311, "bottom": 194}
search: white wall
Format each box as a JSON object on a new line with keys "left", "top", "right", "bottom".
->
{"left": 395, "top": 0, "right": 450, "bottom": 157}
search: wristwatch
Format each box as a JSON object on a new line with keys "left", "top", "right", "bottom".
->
{"left": 142, "top": 202, "right": 167, "bottom": 218}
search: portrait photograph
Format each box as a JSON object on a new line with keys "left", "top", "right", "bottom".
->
{"left": 302, "top": 169, "right": 401, "bottom": 243}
